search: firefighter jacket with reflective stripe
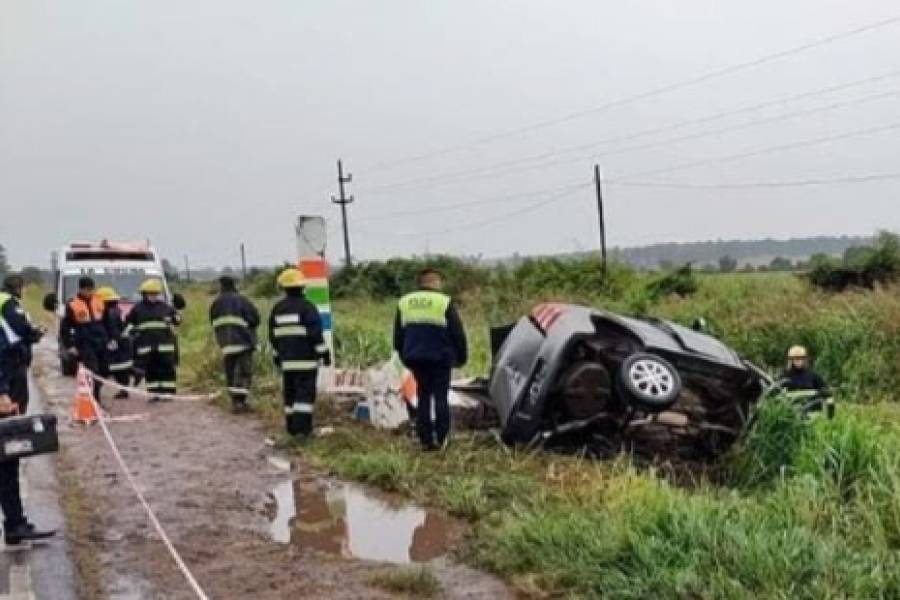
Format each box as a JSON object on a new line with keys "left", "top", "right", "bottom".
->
{"left": 125, "top": 300, "right": 181, "bottom": 355}
{"left": 103, "top": 303, "right": 133, "bottom": 371}
{"left": 393, "top": 289, "right": 467, "bottom": 368}
{"left": 209, "top": 291, "right": 260, "bottom": 355}
{"left": 61, "top": 294, "right": 108, "bottom": 351}
{"left": 268, "top": 291, "right": 327, "bottom": 371}
{"left": 782, "top": 368, "right": 829, "bottom": 395}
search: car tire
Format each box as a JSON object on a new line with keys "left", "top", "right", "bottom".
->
{"left": 60, "top": 355, "right": 77, "bottom": 377}
{"left": 617, "top": 353, "right": 681, "bottom": 412}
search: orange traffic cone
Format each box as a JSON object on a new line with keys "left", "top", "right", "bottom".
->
{"left": 72, "top": 365, "right": 100, "bottom": 425}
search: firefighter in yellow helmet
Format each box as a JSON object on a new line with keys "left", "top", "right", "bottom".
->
{"left": 97, "top": 287, "right": 132, "bottom": 400}
{"left": 782, "top": 345, "right": 828, "bottom": 394}
{"left": 125, "top": 278, "right": 182, "bottom": 401}
{"left": 269, "top": 268, "right": 330, "bottom": 436}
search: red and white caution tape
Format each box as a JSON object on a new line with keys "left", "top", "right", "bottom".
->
{"left": 89, "top": 371, "right": 219, "bottom": 402}
{"left": 83, "top": 371, "right": 211, "bottom": 600}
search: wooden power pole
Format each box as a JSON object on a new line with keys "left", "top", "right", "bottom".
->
{"left": 332, "top": 159, "right": 354, "bottom": 268}
{"left": 594, "top": 164, "right": 608, "bottom": 275}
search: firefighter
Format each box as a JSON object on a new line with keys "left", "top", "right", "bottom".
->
{"left": 0, "top": 275, "right": 55, "bottom": 545}
{"left": 97, "top": 286, "right": 131, "bottom": 400}
{"left": 269, "top": 269, "right": 330, "bottom": 436}
{"left": 393, "top": 268, "right": 467, "bottom": 451}
{"left": 126, "top": 278, "right": 181, "bottom": 401}
{"left": 782, "top": 345, "right": 829, "bottom": 393}
{"left": 60, "top": 277, "right": 107, "bottom": 400}
{"left": 210, "top": 276, "right": 261, "bottom": 414}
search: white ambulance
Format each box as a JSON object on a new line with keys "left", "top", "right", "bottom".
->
{"left": 43, "top": 240, "right": 184, "bottom": 376}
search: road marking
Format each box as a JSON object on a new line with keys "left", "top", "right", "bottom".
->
{"left": 0, "top": 563, "right": 35, "bottom": 600}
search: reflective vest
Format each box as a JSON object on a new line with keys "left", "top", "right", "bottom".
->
{"left": 67, "top": 294, "right": 105, "bottom": 324}
{"left": 398, "top": 291, "right": 450, "bottom": 328}
{"left": 0, "top": 292, "right": 21, "bottom": 349}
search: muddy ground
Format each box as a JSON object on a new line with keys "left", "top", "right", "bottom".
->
{"left": 33, "top": 339, "right": 512, "bottom": 600}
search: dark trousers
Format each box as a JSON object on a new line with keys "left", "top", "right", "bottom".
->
{"left": 106, "top": 341, "right": 134, "bottom": 388}
{"left": 224, "top": 351, "right": 253, "bottom": 406}
{"left": 411, "top": 364, "right": 452, "bottom": 447}
{"left": 0, "top": 362, "right": 29, "bottom": 528}
{"left": 77, "top": 344, "right": 104, "bottom": 400}
{"left": 144, "top": 352, "right": 177, "bottom": 396}
{"left": 282, "top": 370, "right": 317, "bottom": 436}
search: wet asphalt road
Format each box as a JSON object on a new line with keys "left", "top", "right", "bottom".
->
{"left": 0, "top": 375, "right": 77, "bottom": 600}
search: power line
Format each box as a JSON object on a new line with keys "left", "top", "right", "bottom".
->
{"left": 355, "top": 181, "right": 589, "bottom": 222}
{"left": 610, "top": 120, "right": 900, "bottom": 181}
{"left": 360, "top": 86, "right": 900, "bottom": 194}
{"left": 609, "top": 172, "right": 900, "bottom": 189}
{"left": 365, "top": 15, "right": 900, "bottom": 172}
{"left": 360, "top": 70, "right": 900, "bottom": 191}
{"left": 356, "top": 184, "right": 590, "bottom": 239}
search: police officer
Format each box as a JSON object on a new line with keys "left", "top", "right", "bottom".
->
{"left": 782, "top": 345, "right": 829, "bottom": 393}
{"left": 269, "top": 269, "right": 330, "bottom": 436}
{"left": 98, "top": 287, "right": 132, "bottom": 400}
{"left": 60, "top": 277, "right": 107, "bottom": 400}
{"left": 0, "top": 275, "right": 55, "bottom": 545}
{"left": 393, "top": 268, "right": 467, "bottom": 451}
{"left": 126, "top": 278, "right": 181, "bottom": 401}
{"left": 210, "top": 276, "right": 260, "bottom": 414}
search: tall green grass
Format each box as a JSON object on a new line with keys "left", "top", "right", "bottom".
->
{"left": 170, "top": 275, "right": 900, "bottom": 598}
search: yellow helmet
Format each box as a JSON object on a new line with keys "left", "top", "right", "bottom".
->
{"left": 139, "top": 278, "right": 164, "bottom": 294}
{"left": 787, "top": 345, "right": 808, "bottom": 359}
{"left": 96, "top": 286, "right": 120, "bottom": 302}
{"left": 277, "top": 268, "right": 306, "bottom": 289}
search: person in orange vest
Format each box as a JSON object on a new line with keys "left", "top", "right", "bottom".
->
{"left": 60, "top": 277, "right": 108, "bottom": 401}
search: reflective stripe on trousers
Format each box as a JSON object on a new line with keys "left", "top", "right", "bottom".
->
{"left": 280, "top": 360, "right": 318, "bottom": 371}
{"left": 146, "top": 381, "right": 176, "bottom": 390}
{"left": 221, "top": 345, "right": 249, "bottom": 355}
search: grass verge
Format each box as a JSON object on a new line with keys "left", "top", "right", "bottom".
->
{"left": 368, "top": 566, "right": 442, "bottom": 598}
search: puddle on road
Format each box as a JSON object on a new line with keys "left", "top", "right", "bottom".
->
{"left": 268, "top": 479, "right": 449, "bottom": 564}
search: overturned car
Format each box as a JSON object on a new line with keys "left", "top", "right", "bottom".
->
{"left": 488, "top": 303, "right": 771, "bottom": 458}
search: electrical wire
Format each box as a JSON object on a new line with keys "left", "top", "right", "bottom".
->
{"left": 365, "top": 15, "right": 900, "bottom": 172}
{"left": 354, "top": 181, "right": 589, "bottom": 222}
{"left": 354, "top": 183, "right": 591, "bottom": 239}
{"left": 610, "top": 120, "right": 900, "bottom": 181}
{"left": 608, "top": 172, "right": 900, "bottom": 189}
{"left": 360, "top": 86, "right": 900, "bottom": 194}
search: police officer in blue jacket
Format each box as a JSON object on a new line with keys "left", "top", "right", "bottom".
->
{"left": 393, "top": 269, "right": 467, "bottom": 451}
{"left": 0, "top": 275, "right": 55, "bottom": 545}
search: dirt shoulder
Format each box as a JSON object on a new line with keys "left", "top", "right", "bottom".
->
{"left": 35, "top": 339, "right": 511, "bottom": 599}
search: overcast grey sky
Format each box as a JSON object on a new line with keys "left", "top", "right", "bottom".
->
{"left": 2, "top": 0, "right": 899, "bottom": 268}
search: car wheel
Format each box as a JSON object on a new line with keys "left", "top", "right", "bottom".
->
{"left": 617, "top": 353, "right": 681, "bottom": 412}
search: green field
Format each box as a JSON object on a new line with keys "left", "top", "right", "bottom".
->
{"left": 37, "top": 264, "right": 900, "bottom": 599}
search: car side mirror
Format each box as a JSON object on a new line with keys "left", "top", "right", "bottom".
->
{"left": 42, "top": 293, "right": 58, "bottom": 312}
{"left": 172, "top": 293, "right": 186, "bottom": 311}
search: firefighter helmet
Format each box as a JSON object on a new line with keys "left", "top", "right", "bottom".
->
{"left": 139, "top": 278, "right": 164, "bottom": 295}
{"left": 96, "top": 286, "right": 120, "bottom": 302}
{"left": 787, "top": 345, "right": 808, "bottom": 359}
{"left": 277, "top": 268, "right": 306, "bottom": 289}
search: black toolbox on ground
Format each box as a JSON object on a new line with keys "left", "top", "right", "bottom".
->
{"left": 0, "top": 414, "right": 59, "bottom": 462}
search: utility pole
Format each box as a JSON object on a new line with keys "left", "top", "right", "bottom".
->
{"left": 594, "top": 164, "right": 608, "bottom": 275}
{"left": 183, "top": 255, "right": 191, "bottom": 283}
{"left": 240, "top": 243, "right": 247, "bottom": 279}
{"left": 331, "top": 159, "right": 354, "bottom": 268}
